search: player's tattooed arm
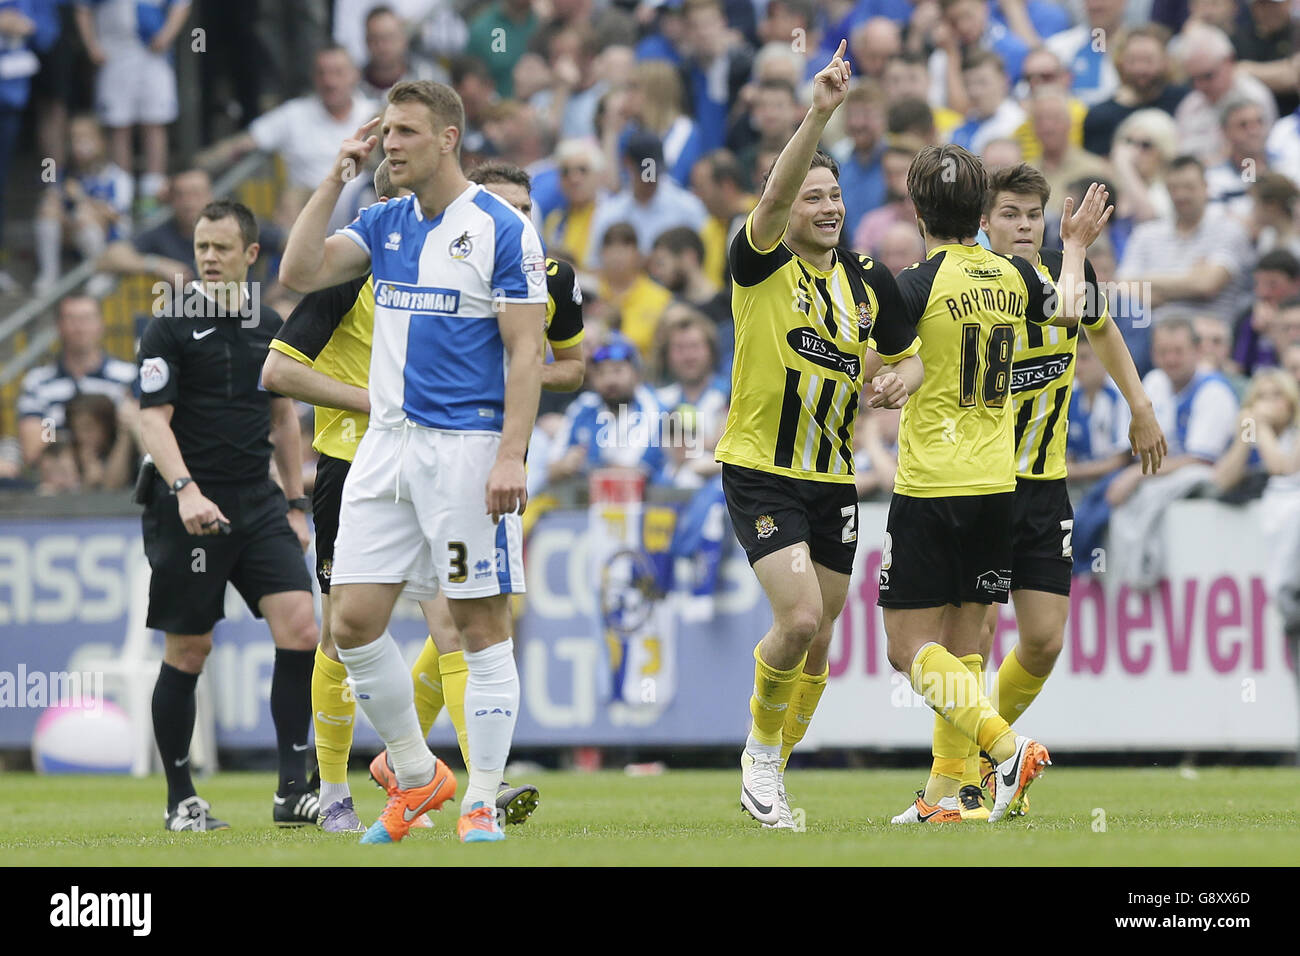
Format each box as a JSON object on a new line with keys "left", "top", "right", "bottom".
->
{"left": 280, "top": 117, "right": 379, "bottom": 292}
{"left": 750, "top": 39, "right": 852, "bottom": 250}
{"left": 542, "top": 344, "right": 585, "bottom": 392}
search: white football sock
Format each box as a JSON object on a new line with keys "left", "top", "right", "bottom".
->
{"left": 320, "top": 780, "right": 350, "bottom": 809}
{"left": 462, "top": 638, "right": 519, "bottom": 813}
{"left": 336, "top": 634, "right": 434, "bottom": 790}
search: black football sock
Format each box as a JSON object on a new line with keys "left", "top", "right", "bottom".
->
{"left": 271, "top": 648, "right": 316, "bottom": 793}
{"left": 153, "top": 662, "right": 199, "bottom": 811}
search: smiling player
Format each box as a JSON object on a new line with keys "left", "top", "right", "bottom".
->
{"left": 717, "top": 40, "right": 923, "bottom": 828}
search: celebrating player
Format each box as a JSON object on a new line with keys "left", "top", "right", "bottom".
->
{"left": 920, "top": 163, "right": 1162, "bottom": 819}
{"left": 880, "top": 144, "right": 1112, "bottom": 823}
{"left": 279, "top": 81, "right": 546, "bottom": 844}
{"left": 716, "top": 40, "right": 924, "bottom": 828}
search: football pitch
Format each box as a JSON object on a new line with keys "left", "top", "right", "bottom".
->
{"left": 3, "top": 766, "right": 1297, "bottom": 866}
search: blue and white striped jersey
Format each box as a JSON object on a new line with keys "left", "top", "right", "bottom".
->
{"left": 340, "top": 185, "right": 547, "bottom": 432}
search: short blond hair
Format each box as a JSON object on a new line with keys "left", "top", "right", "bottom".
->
{"left": 388, "top": 80, "right": 465, "bottom": 153}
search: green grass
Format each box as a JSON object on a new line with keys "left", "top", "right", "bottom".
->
{"left": 2, "top": 767, "right": 1296, "bottom": 866}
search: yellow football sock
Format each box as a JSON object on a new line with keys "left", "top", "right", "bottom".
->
{"left": 929, "top": 653, "right": 983, "bottom": 794}
{"left": 911, "top": 643, "right": 1012, "bottom": 757}
{"left": 779, "top": 664, "right": 828, "bottom": 771}
{"left": 749, "top": 643, "right": 804, "bottom": 747}
{"left": 311, "top": 646, "right": 354, "bottom": 785}
{"left": 411, "top": 636, "right": 444, "bottom": 737}
{"left": 437, "top": 650, "right": 470, "bottom": 769}
{"left": 994, "top": 645, "right": 1049, "bottom": 723}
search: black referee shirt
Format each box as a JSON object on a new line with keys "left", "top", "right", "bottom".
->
{"left": 137, "top": 283, "right": 285, "bottom": 484}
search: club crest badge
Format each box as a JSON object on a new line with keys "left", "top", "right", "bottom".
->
{"left": 856, "top": 300, "right": 873, "bottom": 330}
{"left": 755, "top": 515, "right": 778, "bottom": 539}
{"left": 449, "top": 231, "right": 473, "bottom": 259}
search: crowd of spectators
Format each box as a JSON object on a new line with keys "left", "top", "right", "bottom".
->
{"left": 2, "top": 1, "right": 1299, "bottom": 538}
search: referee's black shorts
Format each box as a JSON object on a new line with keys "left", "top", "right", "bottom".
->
{"left": 877, "top": 491, "right": 1014, "bottom": 608}
{"left": 1009, "top": 477, "right": 1074, "bottom": 596}
{"left": 721, "top": 463, "right": 858, "bottom": 575}
{"left": 311, "top": 453, "right": 350, "bottom": 594}
{"left": 141, "top": 478, "right": 312, "bottom": 634}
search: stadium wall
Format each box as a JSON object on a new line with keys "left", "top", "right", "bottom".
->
{"left": 0, "top": 502, "right": 1295, "bottom": 751}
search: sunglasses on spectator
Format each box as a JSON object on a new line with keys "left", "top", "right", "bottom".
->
{"left": 1190, "top": 68, "right": 1219, "bottom": 84}
{"left": 1024, "top": 71, "right": 1060, "bottom": 83}
{"left": 1125, "top": 138, "right": 1157, "bottom": 150}
{"left": 593, "top": 343, "right": 638, "bottom": 364}
{"left": 561, "top": 165, "right": 591, "bottom": 175}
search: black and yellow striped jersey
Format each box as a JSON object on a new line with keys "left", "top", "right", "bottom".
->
{"left": 894, "top": 242, "right": 1059, "bottom": 498}
{"left": 1012, "top": 249, "right": 1108, "bottom": 481}
{"left": 715, "top": 211, "right": 920, "bottom": 484}
{"left": 270, "top": 257, "right": 583, "bottom": 464}
{"left": 270, "top": 274, "right": 373, "bottom": 462}
{"left": 544, "top": 257, "right": 584, "bottom": 351}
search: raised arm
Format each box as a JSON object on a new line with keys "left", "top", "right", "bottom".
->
{"left": 750, "top": 39, "right": 852, "bottom": 251}
{"left": 1053, "top": 182, "right": 1114, "bottom": 327}
{"left": 279, "top": 118, "right": 379, "bottom": 292}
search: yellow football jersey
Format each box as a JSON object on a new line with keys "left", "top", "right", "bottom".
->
{"left": 269, "top": 274, "right": 374, "bottom": 462}
{"left": 1011, "top": 249, "right": 1109, "bottom": 481}
{"left": 716, "top": 211, "right": 920, "bottom": 484}
{"left": 893, "top": 242, "right": 1059, "bottom": 497}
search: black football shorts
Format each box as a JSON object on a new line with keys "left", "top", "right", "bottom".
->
{"left": 1009, "top": 477, "right": 1073, "bottom": 596}
{"left": 142, "top": 478, "right": 312, "bottom": 634}
{"left": 877, "top": 491, "right": 1014, "bottom": 608}
{"left": 722, "top": 463, "right": 859, "bottom": 575}
{"left": 311, "top": 453, "right": 350, "bottom": 594}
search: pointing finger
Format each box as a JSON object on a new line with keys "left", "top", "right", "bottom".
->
{"left": 353, "top": 116, "right": 381, "bottom": 140}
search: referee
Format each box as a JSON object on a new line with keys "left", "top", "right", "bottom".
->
{"left": 136, "top": 199, "right": 320, "bottom": 831}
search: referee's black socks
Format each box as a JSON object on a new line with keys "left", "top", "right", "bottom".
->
{"left": 153, "top": 663, "right": 199, "bottom": 811}
{"left": 271, "top": 648, "right": 316, "bottom": 794}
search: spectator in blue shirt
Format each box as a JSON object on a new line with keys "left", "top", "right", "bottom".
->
{"left": 831, "top": 82, "right": 887, "bottom": 238}
{"left": 681, "top": 0, "right": 753, "bottom": 154}
{"left": 0, "top": 0, "right": 58, "bottom": 290}
{"left": 549, "top": 335, "right": 672, "bottom": 485}
{"left": 928, "top": 0, "right": 1030, "bottom": 112}
{"left": 1066, "top": 336, "right": 1133, "bottom": 482}
{"left": 586, "top": 130, "right": 708, "bottom": 268}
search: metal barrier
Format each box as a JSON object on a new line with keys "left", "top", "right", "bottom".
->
{"left": 0, "top": 152, "right": 285, "bottom": 437}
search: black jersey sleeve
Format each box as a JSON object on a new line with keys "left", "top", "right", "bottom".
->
{"left": 1037, "top": 249, "right": 1107, "bottom": 329}
{"left": 728, "top": 210, "right": 794, "bottom": 288}
{"left": 894, "top": 254, "right": 941, "bottom": 328}
{"left": 137, "top": 317, "right": 182, "bottom": 408}
{"left": 1009, "top": 253, "right": 1059, "bottom": 326}
{"left": 545, "top": 258, "right": 584, "bottom": 349}
{"left": 273, "top": 274, "right": 369, "bottom": 363}
{"left": 1081, "top": 257, "right": 1108, "bottom": 329}
{"left": 858, "top": 255, "right": 920, "bottom": 361}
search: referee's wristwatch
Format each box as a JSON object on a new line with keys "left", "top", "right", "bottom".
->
{"left": 171, "top": 477, "right": 194, "bottom": 493}
{"left": 287, "top": 496, "right": 311, "bottom": 512}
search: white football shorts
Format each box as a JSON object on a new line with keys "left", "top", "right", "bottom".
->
{"left": 330, "top": 422, "right": 526, "bottom": 599}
